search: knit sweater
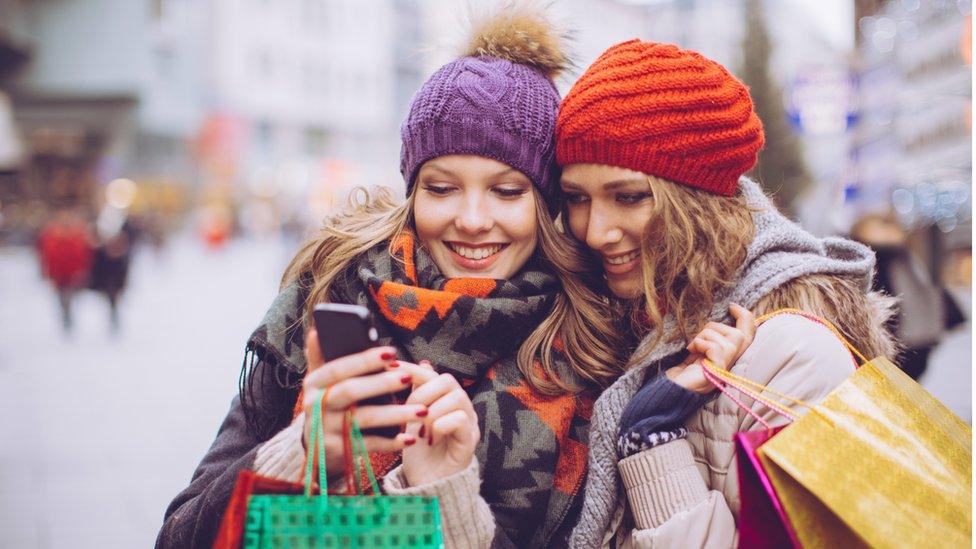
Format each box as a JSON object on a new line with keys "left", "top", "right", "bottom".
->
{"left": 569, "top": 176, "right": 877, "bottom": 548}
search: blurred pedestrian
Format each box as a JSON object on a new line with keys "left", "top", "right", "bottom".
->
{"left": 851, "top": 212, "right": 965, "bottom": 379}
{"left": 90, "top": 205, "right": 136, "bottom": 333}
{"left": 36, "top": 207, "right": 94, "bottom": 333}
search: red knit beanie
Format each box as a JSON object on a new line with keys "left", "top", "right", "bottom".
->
{"left": 556, "top": 40, "right": 765, "bottom": 196}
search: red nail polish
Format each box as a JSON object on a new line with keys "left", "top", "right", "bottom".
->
{"left": 416, "top": 409, "right": 428, "bottom": 417}
{"left": 428, "top": 434, "right": 434, "bottom": 446}
{"left": 388, "top": 361, "right": 400, "bottom": 368}
{"left": 400, "top": 375, "right": 412, "bottom": 384}
{"left": 419, "top": 425, "right": 425, "bottom": 438}
{"left": 381, "top": 351, "right": 397, "bottom": 360}
{"left": 404, "top": 437, "right": 416, "bottom": 446}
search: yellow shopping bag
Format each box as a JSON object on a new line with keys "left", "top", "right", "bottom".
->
{"left": 705, "top": 309, "right": 972, "bottom": 549}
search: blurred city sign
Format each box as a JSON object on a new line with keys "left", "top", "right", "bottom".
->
{"left": 786, "top": 67, "right": 859, "bottom": 137}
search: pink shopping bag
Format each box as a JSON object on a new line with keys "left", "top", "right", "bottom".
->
{"left": 735, "top": 425, "right": 800, "bottom": 549}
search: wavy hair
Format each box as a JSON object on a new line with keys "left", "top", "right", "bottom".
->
{"left": 630, "top": 175, "right": 894, "bottom": 365}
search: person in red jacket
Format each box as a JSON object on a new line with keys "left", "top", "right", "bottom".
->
{"left": 37, "top": 208, "right": 94, "bottom": 333}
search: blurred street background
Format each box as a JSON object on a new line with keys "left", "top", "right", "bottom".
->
{"left": 0, "top": 0, "right": 971, "bottom": 547}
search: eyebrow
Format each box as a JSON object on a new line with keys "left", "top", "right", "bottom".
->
{"left": 422, "top": 163, "right": 521, "bottom": 180}
{"left": 560, "top": 178, "right": 648, "bottom": 191}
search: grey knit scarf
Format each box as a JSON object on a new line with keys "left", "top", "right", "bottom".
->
{"left": 569, "top": 177, "right": 875, "bottom": 548}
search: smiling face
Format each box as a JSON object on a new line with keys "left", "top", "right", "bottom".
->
{"left": 560, "top": 163, "right": 655, "bottom": 298}
{"left": 412, "top": 154, "right": 539, "bottom": 279}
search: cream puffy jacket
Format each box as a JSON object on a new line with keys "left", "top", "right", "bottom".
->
{"left": 608, "top": 313, "right": 859, "bottom": 548}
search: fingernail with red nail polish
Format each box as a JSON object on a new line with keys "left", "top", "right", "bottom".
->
{"left": 416, "top": 408, "right": 428, "bottom": 417}
{"left": 428, "top": 434, "right": 434, "bottom": 446}
{"left": 381, "top": 351, "right": 396, "bottom": 360}
{"left": 400, "top": 375, "right": 412, "bottom": 384}
{"left": 419, "top": 425, "right": 425, "bottom": 438}
{"left": 404, "top": 436, "right": 416, "bottom": 446}
{"left": 388, "top": 361, "right": 400, "bottom": 368}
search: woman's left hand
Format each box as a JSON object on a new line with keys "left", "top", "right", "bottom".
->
{"left": 667, "top": 303, "right": 756, "bottom": 394}
{"left": 399, "top": 361, "right": 480, "bottom": 487}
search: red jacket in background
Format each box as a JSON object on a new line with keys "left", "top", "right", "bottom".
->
{"left": 38, "top": 220, "right": 93, "bottom": 289}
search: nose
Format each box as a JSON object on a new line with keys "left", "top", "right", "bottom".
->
{"left": 454, "top": 193, "right": 494, "bottom": 234}
{"left": 585, "top": 203, "right": 623, "bottom": 251}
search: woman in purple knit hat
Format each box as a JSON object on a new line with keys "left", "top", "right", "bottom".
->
{"left": 156, "top": 6, "right": 625, "bottom": 548}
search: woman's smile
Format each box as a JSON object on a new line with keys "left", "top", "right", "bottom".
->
{"left": 602, "top": 249, "right": 640, "bottom": 275}
{"left": 445, "top": 241, "right": 510, "bottom": 271}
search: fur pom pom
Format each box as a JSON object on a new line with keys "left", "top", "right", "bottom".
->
{"left": 463, "top": 2, "right": 571, "bottom": 79}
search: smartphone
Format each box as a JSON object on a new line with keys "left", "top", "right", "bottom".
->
{"left": 312, "top": 303, "right": 400, "bottom": 438}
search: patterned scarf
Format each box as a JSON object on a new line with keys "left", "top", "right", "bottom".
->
{"left": 241, "top": 232, "right": 594, "bottom": 547}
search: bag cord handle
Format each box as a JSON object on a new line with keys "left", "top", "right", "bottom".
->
{"left": 303, "top": 389, "right": 382, "bottom": 499}
{"left": 701, "top": 308, "right": 862, "bottom": 424}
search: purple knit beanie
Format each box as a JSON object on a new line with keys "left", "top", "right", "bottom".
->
{"left": 400, "top": 8, "right": 568, "bottom": 208}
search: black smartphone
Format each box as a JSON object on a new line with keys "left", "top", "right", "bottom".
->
{"left": 312, "top": 303, "right": 400, "bottom": 438}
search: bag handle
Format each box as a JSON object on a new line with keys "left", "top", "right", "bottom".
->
{"left": 703, "top": 359, "right": 827, "bottom": 423}
{"left": 348, "top": 412, "right": 381, "bottom": 495}
{"left": 701, "top": 365, "right": 796, "bottom": 428}
{"left": 302, "top": 389, "right": 382, "bottom": 499}
{"left": 304, "top": 388, "right": 329, "bottom": 497}
{"left": 701, "top": 308, "right": 859, "bottom": 425}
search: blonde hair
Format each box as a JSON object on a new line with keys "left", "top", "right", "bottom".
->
{"left": 632, "top": 176, "right": 893, "bottom": 364}
{"left": 283, "top": 185, "right": 626, "bottom": 396}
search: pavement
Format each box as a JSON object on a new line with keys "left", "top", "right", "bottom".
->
{"left": 0, "top": 234, "right": 971, "bottom": 548}
{"left": 0, "top": 234, "right": 287, "bottom": 548}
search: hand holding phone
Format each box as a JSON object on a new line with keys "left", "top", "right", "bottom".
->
{"left": 312, "top": 303, "right": 400, "bottom": 438}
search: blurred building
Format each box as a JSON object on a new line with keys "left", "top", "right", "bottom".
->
{"left": 4, "top": 0, "right": 965, "bottom": 248}
{"left": 850, "top": 0, "right": 971, "bottom": 278}
{"left": 1, "top": 0, "right": 405, "bottom": 239}
{"left": 204, "top": 0, "right": 399, "bottom": 233}
{"left": 0, "top": 0, "right": 31, "bottom": 236}
{"left": 2, "top": 0, "right": 204, "bottom": 234}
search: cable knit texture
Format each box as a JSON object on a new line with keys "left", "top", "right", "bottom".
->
{"left": 400, "top": 56, "right": 561, "bottom": 204}
{"left": 568, "top": 176, "right": 876, "bottom": 548}
{"left": 384, "top": 459, "right": 495, "bottom": 549}
{"left": 555, "top": 40, "right": 764, "bottom": 196}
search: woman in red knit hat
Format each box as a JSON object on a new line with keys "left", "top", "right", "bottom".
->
{"left": 554, "top": 40, "right": 897, "bottom": 547}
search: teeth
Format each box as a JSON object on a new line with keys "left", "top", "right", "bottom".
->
{"left": 449, "top": 243, "right": 503, "bottom": 260}
{"left": 607, "top": 251, "right": 640, "bottom": 265}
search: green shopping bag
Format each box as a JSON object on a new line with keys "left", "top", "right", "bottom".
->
{"left": 242, "top": 389, "right": 443, "bottom": 548}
